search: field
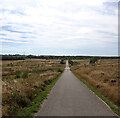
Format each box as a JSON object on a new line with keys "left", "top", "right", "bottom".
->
{"left": 70, "top": 59, "right": 119, "bottom": 107}
{"left": 2, "top": 59, "right": 65, "bottom": 116}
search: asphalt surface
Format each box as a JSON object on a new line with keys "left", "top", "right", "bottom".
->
{"left": 36, "top": 60, "right": 116, "bottom": 116}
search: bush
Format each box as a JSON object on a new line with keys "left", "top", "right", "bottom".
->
{"left": 8, "top": 93, "right": 30, "bottom": 115}
{"left": 15, "top": 71, "right": 21, "bottom": 78}
{"left": 8, "top": 104, "right": 19, "bottom": 115}
{"left": 60, "top": 59, "right": 65, "bottom": 64}
{"left": 7, "top": 63, "right": 14, "bottom": 67}
{"left": 16, "top": 94, "right": 29, "bottom": 107}
{"left": 57, "top": 69, "right": 63, "bottom": 73}
{"left": 69, "top": 60, "right": 79, "bottom": 66}
{"left": 68, "top": 59, "right": 73, "bottom": 65}
{"left": 89, "top": 57, "right": 98, "bottom": 65}
{"left": 22, "top": 72, "right": 28, "bottom": 79}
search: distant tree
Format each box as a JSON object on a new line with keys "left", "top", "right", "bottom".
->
{"left": 68, "top": 59, "right": 73, "bottom": 66}
{"left": 89, "top": 57, "right": 99, "bottom": 65}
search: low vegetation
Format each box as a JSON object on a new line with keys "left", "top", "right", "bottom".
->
{"left": 2, "top": 59, "right": 65, "bottom": 116}
{"left": 69, "top": 59, "right": 79, "bottom": 66}
{"left": 70, "top": 59, "right": 119, "bottom": 108}
{"left": 89, "top": 57, "right": 99, "bottom": 65}
{"left": 60, "top": 59, "right": 65, "bottom": 64}
{"left": 18, "top": 73, "right": 62, "bottom": 117}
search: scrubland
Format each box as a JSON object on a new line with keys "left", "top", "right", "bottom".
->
{"left": 70, "top": 59, "right": 119, "bottom": 107}
{"left": 2, "top": 59, "right": 65, "bottom": 116}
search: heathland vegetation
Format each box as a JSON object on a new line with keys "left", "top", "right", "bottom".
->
{"left": 1, "top": 55, "right": 120, "bottom": 116}
{"left": 2, "top": 59, "right": 65, "bottom": 116}
{"left": 69, "top": 59, "right": 120, "bottom": 110}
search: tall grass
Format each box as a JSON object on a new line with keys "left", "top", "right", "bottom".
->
{"left": 2, "top": 59, "right": 65, "bottom": 116}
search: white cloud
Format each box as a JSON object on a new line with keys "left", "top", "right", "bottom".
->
{"left": 0, "top": 0, "right": 118, "bottom": 55}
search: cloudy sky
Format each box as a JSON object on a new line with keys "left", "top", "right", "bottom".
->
{"left": 0, "top": 0, "right": 119, "bottom": 56}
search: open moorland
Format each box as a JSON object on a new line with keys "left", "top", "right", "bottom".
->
{"left": 70, "top": 59, "right": 119, "bottom": 107}
{"left": 2, "top": 59, "right": 65, "bottom": 116}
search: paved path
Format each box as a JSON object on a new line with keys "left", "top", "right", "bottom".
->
{"left": 36, "top": 60, "right": 116, "bottom": 116}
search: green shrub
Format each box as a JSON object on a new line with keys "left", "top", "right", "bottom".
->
{"left": 73, "top": 61, "right": 78, "bottom": 66}
{"left": 8, "top": 104, "right": 19, "bottom": 115}
{"left": 15, "top": 71, "right": 21, "bottom": 78}
{"left": 8, "top": 93, "right": 30, "bottom": 115}
{"left": 69, "top": 59, "right": 78, "bottom": 66}
{"left": 22, "top": 72, "right": 28, "bottom": 79}
{"left": 7, "top": 63, "right": 14, "bottom": 67}
{"left": 60, "top": 59, "right": 65, "bottom": 64}
{"left": 68, "top": 59, "right": 73, "bottom": 65}
{"left": 9, "top": 76, "right": 14, "bottom": 80}
{"left": 57, "top": 69, "right": 63, "bottom": 73}
{"left": 89, "top": 57, "right": 99, "bottom": 65}
{"left": 16, "top": 94, "right": 29, "bottom": 107}
{"left": 7, "top": 64, "right": 9, "bottom": 66}
{"left": 41, "top": 86, "right": 45, "bottom": 91}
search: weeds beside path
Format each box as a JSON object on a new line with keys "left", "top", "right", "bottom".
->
{"left": 71, "top": 68, "right": 120, "bottom": 117}
{"left": 17, "top": 72, "right": 64, "bottom": 117}
{"left": 2, "top": 59, "right": 65, "bottom": 117}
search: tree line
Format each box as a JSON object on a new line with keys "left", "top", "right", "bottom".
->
{"left": 1, "top": 54, "right": 120, "bottom": 60}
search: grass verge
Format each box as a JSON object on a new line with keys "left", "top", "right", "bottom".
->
{"left": 17, "top": 72, "right": 63, "bottom": 117}
{"left": 72, "top": 71, "right": 120, "bottom": 117}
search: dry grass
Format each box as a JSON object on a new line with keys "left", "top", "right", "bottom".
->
{"left": 71, "top": 59, "right": 119, "bottom": 106}
{"left": 2, "top": 59, "right": 65, "bottom": 116}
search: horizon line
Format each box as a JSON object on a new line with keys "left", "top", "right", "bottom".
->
{"left": 1, "top": 53, "right": 119, "bottom": 57}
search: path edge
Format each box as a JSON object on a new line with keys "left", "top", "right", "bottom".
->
{"left": 17, "top": 70, "right": 65, "bottom": 117}
{"left": 71, "top": 70, "right": 120, "bottom": 117}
